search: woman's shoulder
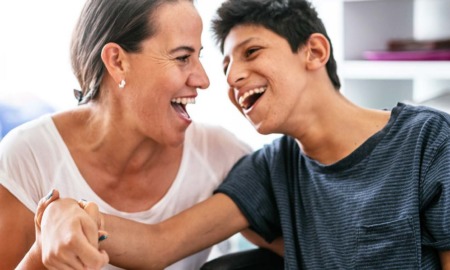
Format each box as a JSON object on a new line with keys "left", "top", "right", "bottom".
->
{"left": 0, "top": 114, "right": 58, "bottom": 171}
{"left": 1, "top": 114, "right": 55, "bottom": 147}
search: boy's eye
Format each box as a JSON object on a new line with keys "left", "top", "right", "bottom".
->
{"left": 245, "top": 47, "right": 260, "bottom": 57}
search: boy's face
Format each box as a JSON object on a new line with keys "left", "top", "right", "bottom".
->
{"left": 222, "top": 24, "right": 310, "bottom": 135}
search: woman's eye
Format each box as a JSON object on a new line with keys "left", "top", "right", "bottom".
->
{"left": 223, "top": 65, "right": 228, "bottom": 75}
{"left": 176, "top": 55, "right": 191, "bottom": 63}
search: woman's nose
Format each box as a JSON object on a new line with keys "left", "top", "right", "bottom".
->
{"left": 189, "top": 61, "right": 210, "bottom": 90}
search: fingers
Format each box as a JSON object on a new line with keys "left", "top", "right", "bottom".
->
{"left": 35, "top": 189, "right": 60, "bottom": 231}
{"left": 83, "top": 250, "right": 110, "bottom": 270}
{"left": 78, "top": 200, "right": 102, "bottom": 227}
{"left": 36, "top": 191, "right": 109, "bottom": 269}
{"left": 77, "top": 201, "right": 109, "bottom": 268}
{"left": 70, "top": 221, "right": 109, "bottom": 269}
{"left": 49, "top": 234, "right": 108, "bottom": 270}
{"left": 44, "top": 254, "right": 84, "bottom": 270}
{"left": 98, "top": 230, "right": 108, "bottom": 242}
{"left": 78, "top": 200, "right": 108, "bottom": 242}
{"left": 44, "top": 229, "right": 109, "bottom": 270}
{"left": 41, "top": 199, "right": 109, "bottom": 269}
{"left": 70, "top": 240, "right": 110, "bottom": 270}
{"left": 45, "top": 247, "right": 106, "bottom": 270}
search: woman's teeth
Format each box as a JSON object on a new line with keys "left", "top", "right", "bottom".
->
{"left": 171, "top": 97, "right": 196, "bottom": 105}
{"left": 238, "top": 87, "right": 266, "bottom": 109}
{"left": 171, "top": 97, "right": 195, "bottom": 120}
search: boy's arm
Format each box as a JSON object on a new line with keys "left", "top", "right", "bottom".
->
{"left": 240, "top": 229, "right": 284, "bottom": 257}
{"left": 440, "top": 250, "right": 450, "bottom": 270}
{"left": 40, "top": 193, "right": 249, "bottom": 270}
{"left": 102, "top": 193, "right": 249, "bottom": 269}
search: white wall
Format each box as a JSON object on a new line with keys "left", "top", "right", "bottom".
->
{"left": 0, "top": 0, "right": 280, "bottom": 150}
{"left": 0, "top": 1, "right": 84, "bottom": 109}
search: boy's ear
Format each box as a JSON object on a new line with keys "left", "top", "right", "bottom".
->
{"left": 305, "top": 33, "right": 330, "bottom": 70}
{"left": 101, "top": 42, "right": 127, "bottom": 83}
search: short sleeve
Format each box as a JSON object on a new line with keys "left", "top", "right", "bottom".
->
{"left": 421, "top": 137, "right": 450, "bottom": 250}
{"left": 215, "top": 148, "right": 281, "bottom": 242}
{"left": 0, "top": 127, "right": 45, "bottom": 212}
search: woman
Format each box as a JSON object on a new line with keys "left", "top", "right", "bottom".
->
{"left": 0, "top": 0, "right": 251, "bottom": 269}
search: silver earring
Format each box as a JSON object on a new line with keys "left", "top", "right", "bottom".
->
{"left": 118, "top": 79, "right": 126, "bottom": 89}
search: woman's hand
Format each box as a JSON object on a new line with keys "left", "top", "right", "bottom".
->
{"left": 33, "top": 189, "right": 61, "bottom": 262}
{"left": 37, "top": 190, "right": 109, "bottom": 270}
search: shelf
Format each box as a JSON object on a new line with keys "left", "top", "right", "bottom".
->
{"left": 343, "top": 0, "right": 386, "bottom": 1}
{"left": 343, "top": 0, "right": 414, "bottom": 61}
{"left": 313, "top": 0, "right": 450, "bottom": 109}
{"left": 341, "top": 61, "right": 450, "bottom": 79}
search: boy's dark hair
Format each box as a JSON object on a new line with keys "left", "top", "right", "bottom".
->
{"left": 212, "top": 0, "right": 341, "bottom": 90}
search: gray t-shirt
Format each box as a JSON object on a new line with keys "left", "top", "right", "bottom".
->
{"left": 217, "top": 103, "right": 450, "bottom": 269}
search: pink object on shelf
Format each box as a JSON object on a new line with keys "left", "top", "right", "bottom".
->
{"left": 363, "top": 50, "right": 450, "bottom": 61}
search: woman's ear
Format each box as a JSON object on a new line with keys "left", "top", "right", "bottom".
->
{"left": 101, "top": 42, "right": 127, "bottom": 83}
{"left": 305, "top": 33, "right": 330, "bottom": 71}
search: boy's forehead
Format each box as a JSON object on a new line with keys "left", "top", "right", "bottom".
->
{"left": 222, "top": 25, "right": 276, "bottom": 54}
{"left": 224, "top": 25, "right": 257, "bottom": 46}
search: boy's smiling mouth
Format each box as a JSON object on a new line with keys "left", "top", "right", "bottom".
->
{"left": 238, "top": 87, "right": 266, "bottom": 110}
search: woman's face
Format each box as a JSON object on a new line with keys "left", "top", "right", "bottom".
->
{"left": 124, "top": 1, "right": 209, "bottom": 146}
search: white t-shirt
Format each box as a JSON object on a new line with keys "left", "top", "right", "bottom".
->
{"left": 0, "top": 115, "right": 252, "bottom": 270}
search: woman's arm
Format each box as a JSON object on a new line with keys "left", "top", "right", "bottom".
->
{"left": 0, "top": 185, "right": 48, "bottom": 270}
{"left": 40, "top": 193, "right": 249, "bottom": 270}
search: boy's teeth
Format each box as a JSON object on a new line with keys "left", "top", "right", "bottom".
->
{"left": 238, "top": 87, "right": 266, "bottom": 108}
{"left": 171, "top": 97, "right": 196, "bottom": 105}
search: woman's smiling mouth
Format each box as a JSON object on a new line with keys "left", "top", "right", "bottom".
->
{"left": 171, "top": 97, "right": 195, "bottom": 120}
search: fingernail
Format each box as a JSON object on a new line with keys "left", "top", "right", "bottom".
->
{"left": 45, "top": 190, "right": 54, "bottom": 200}
{"left": 78, "top": 199, "right": 88, "bottom": 209}
{"left": 98, "top": 234, "right": 108, "bottom": 242}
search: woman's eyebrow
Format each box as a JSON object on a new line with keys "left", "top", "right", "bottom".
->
{"left": 169, "top": 45, "right": 196, "bottom": 54}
